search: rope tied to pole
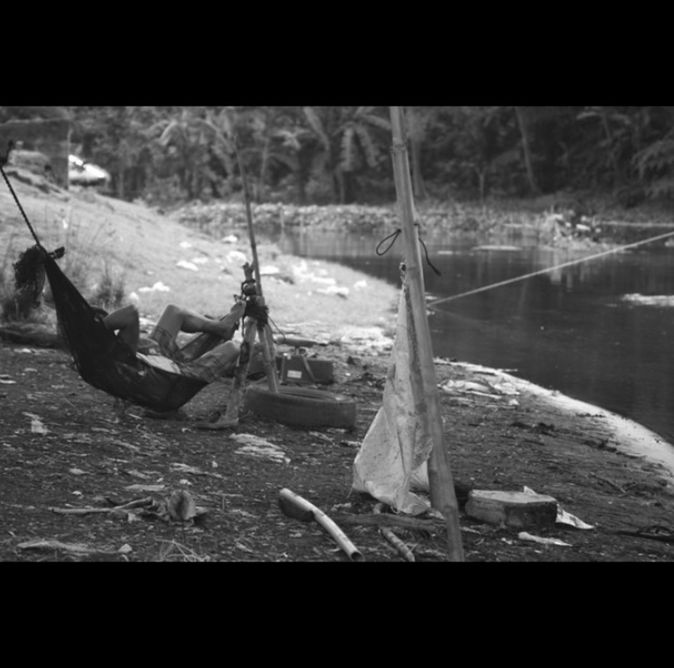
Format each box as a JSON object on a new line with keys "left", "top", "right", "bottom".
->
{"left": 375, "top": 224, "right": 442, "bottom": 276}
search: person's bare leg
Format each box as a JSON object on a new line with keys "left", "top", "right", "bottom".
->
{"left": 102, "top": 304, "right": 140, "bottom": 353}
{"left": 156, "top": 303, "right": 244, "bottom": 340}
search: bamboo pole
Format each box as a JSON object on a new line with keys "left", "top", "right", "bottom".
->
{"left": 233, "top": 135, "right": 280, "bottom": 393}
{"left": 278, "top": 488, "right": 363, "bottom": 561}
{"left": 389, "top": 106, "right": 464, "bottom": 562}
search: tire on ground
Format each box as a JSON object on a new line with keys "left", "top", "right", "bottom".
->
{"left": 243, "top": 386, "right": 357, "bottom": 429}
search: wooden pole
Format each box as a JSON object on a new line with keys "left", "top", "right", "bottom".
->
{"left": 234, "top": 135, "right": 280, "bottom": 393}
{"left": 389, "top": 106, "right": 464, "bottom": 562}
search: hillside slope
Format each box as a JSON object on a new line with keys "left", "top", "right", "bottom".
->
{"left": 0, "top": 170, "right": 398, "bottom": 338}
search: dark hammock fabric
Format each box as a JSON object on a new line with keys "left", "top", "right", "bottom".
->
{"left": 43, "top": 255, "right": 210, "bottom": 412}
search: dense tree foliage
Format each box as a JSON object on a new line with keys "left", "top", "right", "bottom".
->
{"left": 4, "top": 106, "right": 674, "bottom": 208}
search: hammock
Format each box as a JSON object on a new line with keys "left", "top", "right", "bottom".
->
{"left": 1, "top": 157, "right": 230, "bottom": 412}
{"left": 44, "top": 252, "right": 213, "bottom": 412}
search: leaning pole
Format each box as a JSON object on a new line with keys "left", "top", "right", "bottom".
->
{"left": 389, "top": 106, "right": 464, "bottom": 561}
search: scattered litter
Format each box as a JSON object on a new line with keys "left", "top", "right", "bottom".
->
{"left": 179, "top": 241, "right": 193, "bottom": 249}
{"left": 622, "top": 294, "right": 674, "bottom": 307}
{"left": 190, "top": 256, "right": 208, "bottom": 265}
{"left": 16, "top": 348, "right": 34, "bottom": 354}
{"left": 176, "top": 260, "right": 199, "bottom": 272}
{"left": 226, "top": 250, "right": 249, "bottom": 266}
{"left": 439, "top": 378, "right": 519, "bottom": 399}
{"left": 23, "top": 412, "right": 48, "bottom": 435}
{"left": 124, "top": 483, "right": 166, "bottom": 492}
{"left": 230, "top": 433, "right": 290, "bottom": 464}
{"left": 353, "top": 280, "right": 368, "bottom": 290}
{"left": 260, "top": 265, "right": 280, "bottom": 276}
{"left": 170, "top": 462, "right": 223, "bottom": 479}
{"left": 138, "top": 281, "right": 171, "bottom": 293}
{"left": 439, "top": 379, "right": 500, "bottom": 398}
{"left": 124, "top": 469, "right": 152, "bottom": 480}
{"left": 309, "top": 431, "right": 333, "bottom": 443}
{"left": 473, "top": 245, "right": 522, "bottom": 252}
{"left": 556, "top": 507, "right": 596, "bottom": 530}
{"left": 114, "top": 440, "right": 141, "bottom": 454}
{"left": 118, "top": 543, "right": 132, "bottom": 554}
{"left": 317, "top": 285, "right": 349, "bottom": 298}
{"left": 167, "top": 489, "right": 197, "bottom": 522}
{"left": 68, "top": 468, "right": 86, "bottom": 476}
{"left": 222, "top": 234, "right": 238, "bottom": 244}
{"left": 229, "top": 509, "right": 258, "bottom": 521}
{"left": 518, "top": 532, "right": 572, "bottom": 547}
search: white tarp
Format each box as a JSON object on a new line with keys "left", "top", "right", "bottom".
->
{"left": 352, "top": 282, "right": 432, "bottom": 515}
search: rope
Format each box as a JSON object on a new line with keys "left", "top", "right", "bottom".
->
{"left": 427, "top": 228, "right": 674, "bottom": 310}
{"left": 0, "top": 163, "right": 43, "bottom": 248}
{"left": 375, "top": 224, "right": 442, "bottom": 276}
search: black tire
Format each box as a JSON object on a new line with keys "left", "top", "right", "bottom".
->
{"left": 243, "top": 386, "right": 357, "bottom": 429}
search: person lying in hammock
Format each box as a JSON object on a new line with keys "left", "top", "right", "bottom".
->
{"left": 100, "top": 300, "right": 247, "bottom": 382}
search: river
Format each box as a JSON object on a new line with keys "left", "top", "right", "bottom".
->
{"left": 275, "top": 229, "right": 674, "bottom": 445}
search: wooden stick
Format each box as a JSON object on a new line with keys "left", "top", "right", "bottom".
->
{"left": 332, "top": 513, "right": 444, "bottom": 532}
{"left": 389, "top": 107, "right": 464, "bottom": 562}
{"left": 199, "top": 315, "right": 258, "bottom": 430}
{"left": 278, "top": 488, "right": 363, "bottom": 561}
{"left": 49, "top": 496, "right": 154, "bottom": 515}
{"left": 374, "top": 503, "right": 416, "bottom": 562}
{"left": 50, "top": 507, "right": 113, "bottom": 515}
{"left": 233, "top": 133, "right": 279, "bottom": 394}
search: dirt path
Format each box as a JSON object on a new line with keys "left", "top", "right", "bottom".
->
{"left": 1, "top": 337, "right": 673, "bottom": 562}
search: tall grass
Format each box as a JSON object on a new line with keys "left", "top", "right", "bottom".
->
{"left": 1, "top": 210, "right": 128, "bottom": 322}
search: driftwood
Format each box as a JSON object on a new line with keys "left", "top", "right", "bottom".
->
{"left": 374, "top": 503, "right": 415, "bottom": 562}
{"left": 278, "top": 488, "right": 362, "bottom": 561}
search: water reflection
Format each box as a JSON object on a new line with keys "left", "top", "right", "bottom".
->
{"left": 274, "top": 229, "right": 674, "bottom": 443}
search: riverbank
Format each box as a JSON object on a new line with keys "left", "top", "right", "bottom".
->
{"left": 1, "top": 177, "right": 673, "bottom": 561}
{"left": 1, "top": 332, "right": 673, "bottom": 562}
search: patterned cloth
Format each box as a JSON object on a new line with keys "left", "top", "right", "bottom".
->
{"left": 138, "top": 324, "right": 239, "bottom": 383}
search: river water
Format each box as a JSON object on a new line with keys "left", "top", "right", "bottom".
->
{"left": 275, "top": 229, "right": 674, "bottom": 445}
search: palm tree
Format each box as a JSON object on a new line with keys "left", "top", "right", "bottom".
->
{"left": 301, "top": 106, "right": 390, "bottom": 203}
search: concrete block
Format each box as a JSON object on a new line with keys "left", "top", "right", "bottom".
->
{"left": 465, "top": 490, "right": 557, "bottom": 529}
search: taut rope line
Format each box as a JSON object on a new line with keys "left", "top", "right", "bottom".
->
{"left": 427, "top": 228, "right": 674, "bottom": 311}
{"left": 0, "top": 163, "right": 43, "bottom": 248}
